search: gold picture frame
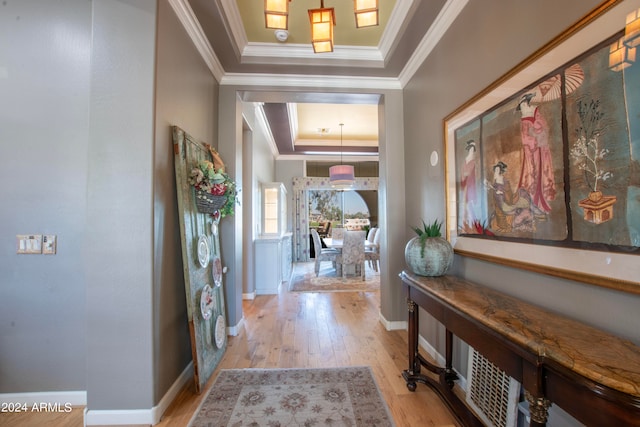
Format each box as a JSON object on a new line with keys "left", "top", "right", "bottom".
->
{"left": 444, "top": 0, "right": 640, "bottom": 294}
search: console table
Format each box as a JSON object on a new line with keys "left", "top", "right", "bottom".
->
{"left": 400, "top": 271, "right": 640, "bottom": 427}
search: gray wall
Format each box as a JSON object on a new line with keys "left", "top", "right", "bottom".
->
{"left": 1, "top": 0, "right": 219, "bottom": 417}
{"left": 154, "top": 0, "right": 219, "bottom": 403}
{"left": 0, "top": 0, "right": 90, "bottom": 394}
{"left": 217, "top": 87, "right": 244, "bottom": 328}
{"left": 403, "top": 0, "right": 640, "bottom": 424}
{"left": 86, "top": 0, "right": 157, "bottom": 411}
{"left": 242, "top": 102, "right": 277, "bottom": 296}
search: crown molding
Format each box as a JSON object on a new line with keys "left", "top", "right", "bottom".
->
{"left": 220, "top": 72, "right": 402, "bottom": 90}
{"left": 276, "top": 154, "right": 379, "bottom": 162}
{"left": 254, "top": 103, "right": 280, "bottom": 158}
{"left": 241, "top": 43, "right": 385, "bottom": 67}
{"left": 399, "top": 0, "right": 468, "bottom": 87}
{"left": 287, "top": 103, "right": 298, "bottom": 143}
{"left": 377, "top": 0, "right": 418, "bottom": 59}
{"left": 219, "top": 0, "right": 248, "bottom": 58}
{"left": 169, "top": 0, "right": 224, "bottom": 82}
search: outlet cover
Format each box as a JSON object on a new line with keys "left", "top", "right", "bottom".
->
{"left": 43, "top": 235, "right": 57, "bottom": 255}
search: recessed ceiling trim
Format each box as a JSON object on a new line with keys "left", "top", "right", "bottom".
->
{"left": 241, "top": 43, "right": 385, "bottom": 67}
{"left": 224, "top": 0, "right": 405, "bottom": 67}
{"left": 276, "top": 154, "right": 379, "bottom": 161}
{"left": 242, "top": 92, "right": 382, "bottom": 104}
{"left": 169, "top": 0, "right": 224, "bottom": 82}
{"left": 377, "top": 0, "right": 418, "bottom": 59}
{"left": 399, "top": 0, "right": 468, "bottom": 87}
{"left": 221, "top": 72, "right": 402, "bottom": 90}
{"left": 287, "top": 103, "right": 298, "bottom": 143}
{"left": 218, "top": 0, "right": 248, "bottom": 59}
{"left": 254, "top": 103, "right": 280, "bottom": 158}
{"left": 295, "top": 139, "right": 378, "bottom": 147}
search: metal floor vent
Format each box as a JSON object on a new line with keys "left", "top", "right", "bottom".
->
{"left": 466, "top": 346, "right": 520, "bottom": 427}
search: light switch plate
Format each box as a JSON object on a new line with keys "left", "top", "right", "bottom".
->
{"left": 17, "top": 234, "right": 43, "bottom": 254}
{"left": 43, "top": 235, "right": 57, "bottom": 255}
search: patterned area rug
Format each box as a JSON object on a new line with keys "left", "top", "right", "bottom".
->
{"left": 189, "top": 366, "right": 395, "bottom": 427}
{"left": 288, "top": 262, "right": 380, "bottom": 293}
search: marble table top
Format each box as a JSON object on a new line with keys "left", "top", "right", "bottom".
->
{"left": 402, "top": 272, "right": 640, "bottom": 398}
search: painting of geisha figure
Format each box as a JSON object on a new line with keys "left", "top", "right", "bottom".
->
{"left": 454, "top": 29, "right": 640, "bottom": 250}
{"left": 455, "top": 123, "right": 484, "bottom": 233}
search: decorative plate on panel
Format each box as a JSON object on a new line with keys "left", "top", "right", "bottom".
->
{"left": 197, "top": 235, "right": 210, "bottom": 268}
{"left": 200, "top": 284, "right": 214, "bottom": 320}
{"left": 214, "top": 314, "right": 226, "bottom": 348}
{"left": 212, "top": 256, "right": 223, "bottom": 288}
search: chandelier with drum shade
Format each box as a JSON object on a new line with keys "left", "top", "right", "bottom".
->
{"left": 329, "top": 123, "right": 355, "bottom": 190}
{"left": 264, "top": 0, "right": 379, "bottom": 53}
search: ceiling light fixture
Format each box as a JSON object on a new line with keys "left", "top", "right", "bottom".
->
{"left": 265, "top": 0, "right": 379, "bottom": 53}
{"left": 308, "top": 0, "right": 336, "bottom": 53}
{"left": 265, "top": 0, "right": 290, "bottom": 30}
{"left": 354, "top": 0, "right": 379, "bottom": 28}
{"left": 329, "top": 123, "right": 355, "bottom": 190}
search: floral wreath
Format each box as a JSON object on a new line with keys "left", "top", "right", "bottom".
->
{"left": 188, "top": 147, "right": 238, "bottom": 218}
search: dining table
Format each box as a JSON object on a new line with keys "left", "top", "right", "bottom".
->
{"left": 322, "top": 238, "right": 377, "bottom": 250}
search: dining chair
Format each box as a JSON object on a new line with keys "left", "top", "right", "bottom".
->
{"left": 336, "top": 230, "right": 366, "bottom": 280}
{"left": 331, "top": 227, "right": 344, "bottom": 241}
{"left": 365, "top": 228, "right": 381, "bottom": 272}
{"left": 317, "top": 221, "right": 331, "bottom": 237}
{"left": 366, "top": 227, "right": 377, "bottom": 244}
{"left": 310, "top": 228, "right": 340, "bottom": 277}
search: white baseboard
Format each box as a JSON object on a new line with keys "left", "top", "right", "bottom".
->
{"left": 418, "top": 334, "right": 446, "bottom": 366}
{"left": 378, "top": 311, "right": 407, "bottom": 331}
{"left": 417, "top": 334, "right": 467, "bottom": 391}
{"left": 0, "top": 390, "right": 87, "bottom": 406}
{"left": 227, "top": 316, "right": 244, "bottom": 336}
{"left": 84, "top": 361, "right": 193, "bottom": 426}
{"left": 243, "top": 291, "right": 256, "bottom": 300}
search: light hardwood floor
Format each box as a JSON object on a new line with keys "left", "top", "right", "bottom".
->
{"left": 1, "top": 264, "right": 459, "bottom": 427}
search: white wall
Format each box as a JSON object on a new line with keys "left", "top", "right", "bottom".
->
{"left": 0, "top": 0, "right": 90, "bottom": 394}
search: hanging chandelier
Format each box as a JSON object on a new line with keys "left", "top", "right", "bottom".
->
{"left": 265, "top": 0, "right": 379, "bottom": 53}
{"left": 329, "top": 123, "right": 355, "bottom": 190}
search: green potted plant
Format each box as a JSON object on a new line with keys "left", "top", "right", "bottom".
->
{"left": 404, "top": 219, "right": 453, "bottom": 276}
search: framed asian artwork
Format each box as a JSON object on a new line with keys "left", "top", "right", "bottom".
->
{"left": 444, "top": 0, "right": 640, "bottom": 294}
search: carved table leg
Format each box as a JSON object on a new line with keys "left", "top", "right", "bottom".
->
{"left": 525, "top": 390, "right": 551, "bottom": 427}
{"left": 443, "top": 329, "right": 458, "bottom": 388}
{"left": 403, "top": 298, "right": 419, "bottom": 391}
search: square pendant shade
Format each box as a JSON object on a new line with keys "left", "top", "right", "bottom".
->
{"left": 265, "top": 0, "right": 289, "bottom": 30}
{"left": 625, "top": 8, "right": 640, "bottom": 48}
{"left": 609, "top": 38, "right": 636, "bottom": 71}
{"left": 354, "top": 0, "right": 378, "bottom": 28}
{"left": 309, "top": 7, "right": 335, "bottom": 53}
{"left": 329, "top": 164, "right": 355, "bottom": 190}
